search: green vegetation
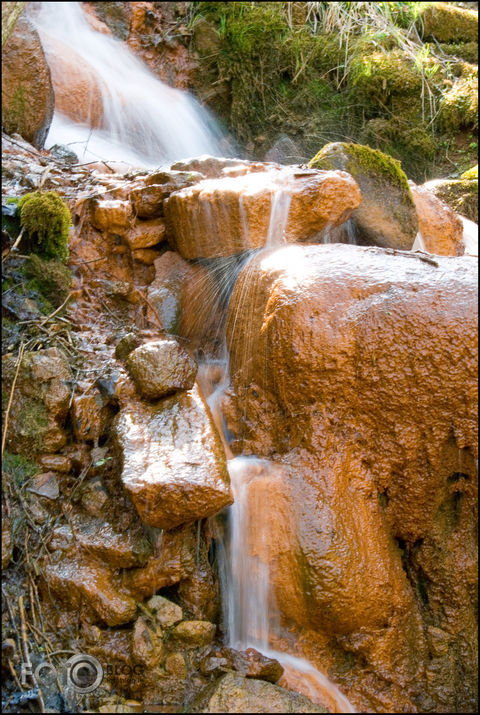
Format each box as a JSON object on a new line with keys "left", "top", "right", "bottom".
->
{"left": 461, "top": 164, "right": 478, "bottom": 180}
{"left": 24, "top": 254, "right": 72, "bottom": 308}
{"left": 2, "top": 451, "right": 38, "bottom": 486}
{"left": 18, "top": 191, "right": 71, "bottom": 262}
{"left": 191, "top": 1, "right": 478, "bottom": 181}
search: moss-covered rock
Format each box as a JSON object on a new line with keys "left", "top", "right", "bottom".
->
{"left": 18, "top": 191, "right": 71, "bottom": 262}
{"left": 24, "top": 254, "right": 72, "bottom": 307}
{"left": 418, "top": 3, "right": 478, "bottom": 43}
{"left": 349, "top": 49, "right": 423, "bottom": 108}
{"left": 2, "top": 347, "right": 72, "bottom": 456}
{"left": 424, "top": 177, "right": 478, "bottom": 223}
{"left": 309, "top": 142, "right": 418, "bottom": 249}
{"left": 436, "top": 41, "right": 478, "bottom": 64}
{"left": 438, "top": 69, "right": 478, "bottom": 132}
{"left": 461, "top": 164, "right": 478, "bottom": 180}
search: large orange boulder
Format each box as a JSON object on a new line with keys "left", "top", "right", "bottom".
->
{"left": 164, "top": 167, "right": 361, "bottom": 259}
{"left": 2, "top": 14, "right": 54, "bottom": 147}
{"left": 225, "top": 244, "right": 478, "bottom": 713}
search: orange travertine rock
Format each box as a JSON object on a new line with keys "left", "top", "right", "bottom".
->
{"left": 38, "top": 33, "right": 104, "bottom": 127}
{"left": 164, "top": 167, "right": 362, "bottom": 259}
{"left": 410, "top": 182, "right": 465, "bottom": 256}
{"left": 2, "top": 14, "right": 54, "bottom": 147}
{"left": 226, "top": 243, "right": 478, "bottom": 713}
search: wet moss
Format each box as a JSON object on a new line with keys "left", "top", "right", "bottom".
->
{"left": 2, "top": 451, "right": 38, "bottom": 486}
{"left": 24, "top": 254, "right": 72, "bottom": 308}
{"left": 18, "top": 191, "right": 71, "bottom": 262}
{"left": 310, "top": 141, "right": 411, "bottom": 197}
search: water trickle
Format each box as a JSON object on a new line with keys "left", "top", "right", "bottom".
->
{"left": 266, "top": 190, "right": 292, "bottom": 247}
{"left": 30, "top": 2, "right": 226, "bottom": 167}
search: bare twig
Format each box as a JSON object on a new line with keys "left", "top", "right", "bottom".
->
{"left": 2, "top": 341, "right": 25, "bottom": 455}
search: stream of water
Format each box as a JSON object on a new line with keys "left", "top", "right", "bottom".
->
{"left": 29, "top": 1, "right": 226, "bottom": 166}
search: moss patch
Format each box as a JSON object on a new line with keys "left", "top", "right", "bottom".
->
{"left": 461, "top": 164, "right": 478, "bottom": 180}
{"left": 310, "top": 141, "right": 411, "bottom": 196}
{"left": 2, "top": 451, "right": 39, "bottom": 486}
{"left": 24, "top": 254, "right": 72, "bottom": 307}
{"left": 438, "top": 70, "right": 478, "bottom": 132}
{"left": 418, "top": 3, "right": 478, "bottom": 43}
{"left": 18, "top": 191, "right": 71, "bottom": 262}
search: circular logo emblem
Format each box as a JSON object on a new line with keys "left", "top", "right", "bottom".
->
{"left": 65, "top": 654, "right": 103, "bottom": 693}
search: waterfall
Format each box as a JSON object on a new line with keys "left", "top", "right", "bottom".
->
{"left": 199, "top": 190, "right": 356, "bottom": 712}
{"left": 29, "top": 2, "right": 226, "bottom": 167}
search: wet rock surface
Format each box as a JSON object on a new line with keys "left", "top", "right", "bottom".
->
{"left": 186, "top": 672, "right": 326, "bottom": 713}
{"left": 126, "top": 338, "right": 198, "bottom": 400}
{"left": 164, "top": 166, "right": 361, "bottom": 259}
{"left": 226, "top": 243, "right": 478, "bottom": 713}
{"left": 2, "top": 347, "right": 72, "bottom": 455}
{"left": 113, "top": 384, "right": 233, "bottom": 529}
{"left": 201, "top": 647, "right": 284, "bottom": 684}
{"left": 410, "top": 182, "right": 465, "bottom": 255}
{"left": 2, "top": 14, "right": 55, "bottom": 147}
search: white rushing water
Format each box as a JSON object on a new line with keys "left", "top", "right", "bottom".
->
{"left": 29, "top": 2, "right": 226, "bottom": 167}
{"left": 198, "top": 190, "right": 356, "bottom": 712}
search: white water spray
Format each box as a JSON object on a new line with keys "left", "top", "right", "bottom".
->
{"left": 30, "top": 2, "right": 226, "bottom": 166}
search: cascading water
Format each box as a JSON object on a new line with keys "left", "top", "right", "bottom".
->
{"left": 197, "top": 187, "right": 356, "bottom": 713}
{"left": 28, "top": 2, "right": 227, "bottom": 166}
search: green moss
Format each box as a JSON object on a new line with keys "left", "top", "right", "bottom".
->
{"left": 18, "top": 191, "right": 71, "bottom": 262}
{"left": 310, "top": 141, "right": 411, "bottom": 195}
{"left": 438, "top": 71, "right": 478, "bottom": 132}
{"left": 24, "top": 254, "right": 72, "bottom": 307}
{"left": 2, "top": 451, "right": 38, "bottom": 486}
{"left": 349, "top": 48, "right": 423, "bottom": 109}
{"left": 461, "top": 165, "right": 478, "bottom": 180}
{"left": 16, "top": 398, "right": 50, "bottom": 453}
{"left": 418, "top": 3, "right": 478, "bottom": 43}
{"left": 436, "top": 41, "right": 478, "bottom": 64}
{"left": 430, "top": 178, "right": 478, "bottom": 222}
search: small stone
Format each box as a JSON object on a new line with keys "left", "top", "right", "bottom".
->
{"left": 91, "top": 199, "right": 132, "bottom": 235}
{"left": 165, "top": 652, "right": 187, "bottom": 678}
{"left": 72, "top": 390, "right": 112, "bottom": 442}
{"left": 172, "top": 620, "right": 216, "bottom": 646}
{"left": 132, "top": 616, "right": 163, "bottom": 666}
{"left": 124, "top": 217, "right": 166, "bottom": 250}
{"left": 126, "top": 339, "right": 197, "bottom": 400}
{"left": 49, "top": 525, "right": 75, "bottom": 551}
{"left": 80, "top": 476, "right": 109, "bottom": 516}
{"left": 146, "top": 595, "right": 183, "bottom": 627}
{"left": 38, "top": 454, "right": 72, "bottom": 473}
{"left": 115, "top": 333, "right": 141, "bottom": 361}
{"left": 132, "top": 248, "right": 160, "bottom": 265}
{"left": 28, "top": 472, "right": 59, "bottom": 500}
